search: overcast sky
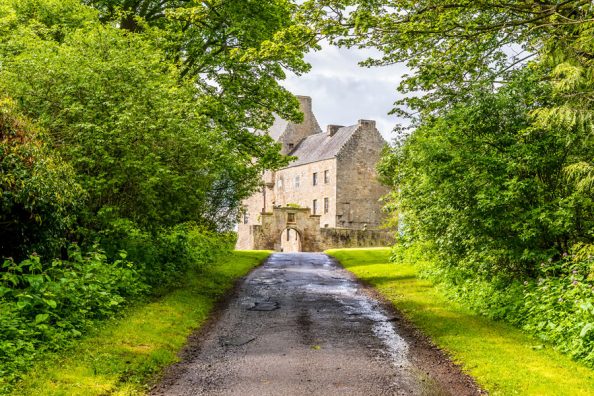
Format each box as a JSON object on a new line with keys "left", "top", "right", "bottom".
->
{"left": 281, "top": 42, "right": 410, "bottom": 143}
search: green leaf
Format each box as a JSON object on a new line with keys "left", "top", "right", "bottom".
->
{"left": 35, "top": 313, "right": 49, "bottom": 324}
{"left": 44, "top": 299, "right": 57, "bottom": 309}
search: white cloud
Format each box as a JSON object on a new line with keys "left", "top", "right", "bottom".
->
{"left": 281, "top": 42, "right": 410, "bottom": 142}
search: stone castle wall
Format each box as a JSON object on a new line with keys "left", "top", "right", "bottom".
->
{"left": 273, "top": 158, "right": 337, "bottom": 228}
{"left": 335, "top": 120, "right": 390, "bottom": 229}
{"left": 318, "top": 228, "right": 394, "bottom": 251}
{"left": 235, "top": 207, "right": 394, "bottom": 252}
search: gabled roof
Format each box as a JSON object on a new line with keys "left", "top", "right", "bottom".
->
{"left": 286, "top": 125, "right": 359, "bottom": 168}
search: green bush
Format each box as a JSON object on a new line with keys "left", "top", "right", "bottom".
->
{"left": 0, "top": 225, "right": 236, "bottom": 392}
{"left": 392, "top": 243, "right": 594, "bottom": 368}
{"left": 96, "top": 220, "right": 237, "bottom": 289}
{"left": 0, "top": 98, "right": 83, "bottom": 261}
{"left": 0, "top": 245, "right": 146, "bottom": 389}
{"left": 523, "top": 257, "right": 594, "bottom": 366}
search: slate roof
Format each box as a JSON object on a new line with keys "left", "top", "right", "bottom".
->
{"left": 286, "top": 125, "right": 359, "bottom": 168}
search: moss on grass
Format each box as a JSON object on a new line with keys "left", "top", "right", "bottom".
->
{"left": 327, "top": 247, "right": 594, "bottom": 396}
{"left": 10, "top": 250, "right": 271, "bottom": 396}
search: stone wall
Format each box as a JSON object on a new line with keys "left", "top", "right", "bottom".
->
{"left": 273, "top": 158, "right": 337, "bottom": 228}
{"left": 235, "top": 207, "right": 394, "bottom": 252}
{"left": 318, "top": 228, "right": 395, "bottom": 251}
{"left": 335, "top": 120, "right": 390, "bottom": 229}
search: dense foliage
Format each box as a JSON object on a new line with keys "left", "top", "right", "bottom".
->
{"left": 304, "top": 0, "right": 594, "bottom": 365}
{"left": 0, "top": 0, "right": 313, "bottom": 389}
{"left": 0, "top": 99, "right": 82, "bottom": 261}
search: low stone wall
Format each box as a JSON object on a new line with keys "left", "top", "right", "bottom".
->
{"left": 236, "top": 223, "right": 394, "bottom": 252}
{"left": 318, "top": 228, "right": 394, "bottom": 251}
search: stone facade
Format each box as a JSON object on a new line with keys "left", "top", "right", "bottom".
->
{"left": 236, "top": 96, "right": 392, "bottom": 251}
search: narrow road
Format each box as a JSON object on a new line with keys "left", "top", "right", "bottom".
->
{"left": 151, "top": 253, "right": 480, "bottom": 396}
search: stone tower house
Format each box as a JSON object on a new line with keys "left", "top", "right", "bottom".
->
{"left": 236, "top": 96, "right": 393, "bottom": 252}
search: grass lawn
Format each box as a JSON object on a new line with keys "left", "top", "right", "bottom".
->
{"left": 327, "top": 247, "right": 594, "bottom": 396}
{"left": 10, "top": 250, "right": 271, "bottom": 396}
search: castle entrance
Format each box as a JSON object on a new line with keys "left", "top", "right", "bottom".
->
{"left": 280, "top": 227, "right": 302, "bottom": 252}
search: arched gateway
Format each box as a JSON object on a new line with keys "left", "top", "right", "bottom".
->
{"left": 280, "top": 227, "right": 302, "bottom": 252}
{"left": 238, "top": 207, "right": 322, "bottom": 252}
{"left": 236, "top": 206, "right": 395, "bottom": 252}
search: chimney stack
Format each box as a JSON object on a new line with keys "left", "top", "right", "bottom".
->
{"left": 296, "top": 95, "right": 312, "bottom": 113}
{"left": 326, "top": 124, "right": 343, "bottom": 137}
{"left": 358, "top": 119, "right": 376, "bottom": 129}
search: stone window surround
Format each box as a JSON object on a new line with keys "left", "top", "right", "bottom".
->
{"left": 324, "top": 170, "right": 329, "bottom": 184}
{"left": 287, "top": 212, "right": 296, "bottom": 223}
{"left": 312, "top": 199, "right": 318, "bottom": 214}
{"left": 313, "top": 172, "right": 318, "bottom": 186}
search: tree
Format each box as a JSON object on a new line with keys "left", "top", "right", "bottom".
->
{"left": 379, "top": 67, "right": 594, "bottom": 279}
{"left": 305, "top": 0, "right": 593, "bottom": 117}
{"left": 0, "top": 0, "right": 318, "bottom": 235}
{"left": 83, "top": 0, "right": 319, "bottom": 160}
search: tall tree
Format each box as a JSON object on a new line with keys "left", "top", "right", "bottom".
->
{"left": 304, "top": 0, "right": 593, "bottom": 117}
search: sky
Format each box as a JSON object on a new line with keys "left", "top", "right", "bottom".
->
{"left": 281, "top": 42, "right": 410, "bottom": 143}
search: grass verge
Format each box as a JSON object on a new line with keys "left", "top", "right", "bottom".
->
{"left": 10, "top": 250, "right": 271, "bottom": 396}
{"left": 326, "top": 247, "right": 594, "bottom": 396}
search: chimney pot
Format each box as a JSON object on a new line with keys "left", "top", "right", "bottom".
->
{"left": 326, "top": 124, "right": 343, "bottom": 137}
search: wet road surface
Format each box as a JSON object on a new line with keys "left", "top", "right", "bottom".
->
{"left": 151, "top": 253, "right": 481, "bottom": 396}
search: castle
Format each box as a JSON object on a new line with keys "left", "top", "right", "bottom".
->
{"left": 236, "top": 96, "right": 393, "bottom": 252}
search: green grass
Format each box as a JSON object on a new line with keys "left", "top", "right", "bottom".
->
{"left": 326, "top": 247, "right": 594, "bottom": 396}
{"left": 10, "top": 250, "right": 271, "bottom": 396}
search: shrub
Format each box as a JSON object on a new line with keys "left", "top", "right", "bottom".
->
{"left": 96, "top": 220, "right": 237, "bottom": 289}
{"left": 392, "top": 243, "right": 594, "bottom": 368}
{"left": 0, "top": 98, "right": 83, "bottom": 261}
{"left": 523, "top": 256, "right": 594, "bottom": 366}
{"left": 0, "top": 245, "right": 146, "bottom": 390}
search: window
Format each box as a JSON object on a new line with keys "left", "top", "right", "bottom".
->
{"left": 312, "top": 199, "right": 318, "bottom": 214}
{"left": 324, "top": 197, "right": 329, "bottom": 214}
{"left": 287, "top": 213, "right": 296, "bottom": 223}
{"left": 276, "top": 178, "right": 283, "bottom": 189}
{"left": 324, "top": 170, "right": 329, "bottom": 184}
{"left": 288, "top": 143, "right": 294, "bottom": 151}
{"left": 313, "top": 172, "right": 318, "bottom": 186}
{"left": 243, "top": 212, "right": 249, "bottom": 224}
{"left": 294, "top": 175, "right": 300, "bottom": 188}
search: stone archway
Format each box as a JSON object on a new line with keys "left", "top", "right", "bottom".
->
{"left": 280, "top": 227, "right": 302, "bottom": 252}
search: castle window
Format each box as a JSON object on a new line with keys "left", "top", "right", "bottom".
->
{"left": 276, "top": 178, "right": 283, "bottom": 189}
{"left": 288, "top": 143, "right": 294, "bottom": 151}
{"left": 287, "top": 213, "right": 296, "bottom": 223}
{"left": 313, "top": 199, "right": 318, "bottom": 214}
{"left": 324, "top": 197, "right": 329, "bottom": 214}
{"left": 243, "top": 212, "right": 249, "bottom": 224}
{"left": 313, "top": 172, "right": 318, "bottom": 186}
{"left": 294, "top": 175, "right": 300, "bottom": 188}
{"left": 324, "top": 170, "right": 329, "bottom": 184}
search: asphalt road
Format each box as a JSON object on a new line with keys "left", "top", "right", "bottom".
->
{"left": 151, "top": 253, "right": 481, "bottom": 396}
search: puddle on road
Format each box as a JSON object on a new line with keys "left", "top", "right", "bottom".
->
{"left": 253, "top": 253, "right": 412, "bottom": 369}
{"left": 303, "top": 256, "right": 411, "bottom": 369}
